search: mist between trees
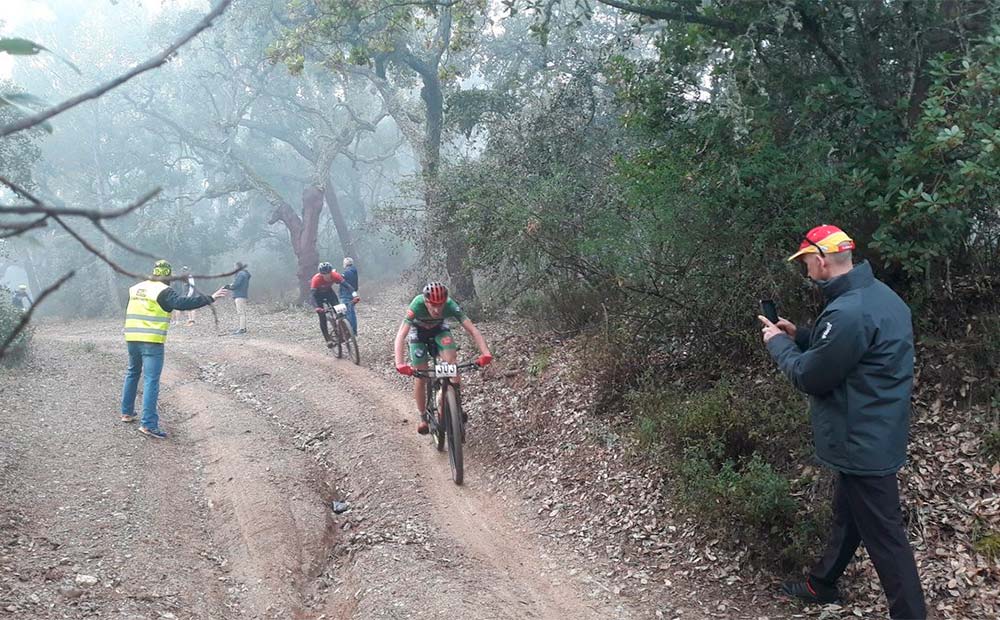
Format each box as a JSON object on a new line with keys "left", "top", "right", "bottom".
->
{"left": 1, "top": 0, "right": 999, "bottom": 576}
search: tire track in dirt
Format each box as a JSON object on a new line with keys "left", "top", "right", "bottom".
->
{"left": 211, "top": 335, "right": 636, "bottom": 620}
{"left": 160, "top": 359, "right": 346, "bottom": 619}
{"left": 22, "top": 329, "right": 354, "bottom": 619}
{"left": 0, "top": 334, "right": 233, "bottom": 619}
{"left": 21, "top": 322, "right": 635, "bottom": 619}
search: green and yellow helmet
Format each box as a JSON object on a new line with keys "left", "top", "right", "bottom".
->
{"left": 152, "top": 259, "right": 172, "bottom": 277}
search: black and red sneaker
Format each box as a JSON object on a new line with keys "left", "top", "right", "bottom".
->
{"left": 781, "top": 578, "right": 839, "bottom": 604}
{"left": 416, "top": 420, "right": 430, "bottom": 435}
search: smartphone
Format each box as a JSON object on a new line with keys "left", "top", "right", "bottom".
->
{"left": 760, "top": 299, "right": 779, "bottom": 323}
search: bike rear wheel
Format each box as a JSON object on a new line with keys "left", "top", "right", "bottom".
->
{"left": 338, "top": 318, "right": 360, "bottom": 365}
{"left": 323, "top": 310, "right": 337, "bottom": 352}
{"left": 444, "top": 384, "right": 464, "bottom": 485}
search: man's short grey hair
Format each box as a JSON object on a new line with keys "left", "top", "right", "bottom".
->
{"left": 828, "top": 250, "right": 853, "bottom": 266}
{"left": 343, "top": 257, "right": 354, "bottom": 267}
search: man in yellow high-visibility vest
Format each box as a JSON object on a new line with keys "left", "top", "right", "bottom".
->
{"left": 121, "top": 259, "right": 228, "bottom": 439}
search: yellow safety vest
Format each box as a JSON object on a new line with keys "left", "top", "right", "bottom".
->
{"left": 124, "top": 280, "right": 171, "bottom": 344}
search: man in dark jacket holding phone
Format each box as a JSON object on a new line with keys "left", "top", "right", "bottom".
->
{"left": 758, "top": 225, "right": 925, "bottom": 620}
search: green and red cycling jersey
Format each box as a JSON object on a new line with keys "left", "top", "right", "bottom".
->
{"left": 404, "top": 295, "right": 467, "bottom": 331}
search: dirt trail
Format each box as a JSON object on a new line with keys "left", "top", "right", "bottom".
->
{"left": 0, "top": 314, "right": 636, "bottom": 619}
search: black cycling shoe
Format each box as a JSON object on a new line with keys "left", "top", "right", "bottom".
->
{"left": 781, "top": 579, "right": 839, "bottom": 604}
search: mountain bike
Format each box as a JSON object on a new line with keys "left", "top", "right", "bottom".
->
{"left": 323, "top": 301, "right": 360, "bottom": 365}
{"left": 412, "top": 348, "right": 479, "bottom": 485}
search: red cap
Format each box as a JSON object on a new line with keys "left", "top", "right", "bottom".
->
{"left": 787, "top": 225, "right": 855, "bottom": 261}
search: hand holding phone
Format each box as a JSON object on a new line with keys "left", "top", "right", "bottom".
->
{"left": 760, "top": 299, "right": 779, "bottom": 324}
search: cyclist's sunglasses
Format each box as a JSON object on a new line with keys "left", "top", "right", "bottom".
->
{"left": 802, "top": 236, "right": 826, "bottom": 257}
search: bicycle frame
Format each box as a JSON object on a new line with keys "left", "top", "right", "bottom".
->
{"left": 322, "top": 301, "right": 361, "bottom": 364}
{"left": 322, "top": 301, "right": 349, "bottom": 324}
{"left": 412, "top": 353, "right": 479, "bottom": 485}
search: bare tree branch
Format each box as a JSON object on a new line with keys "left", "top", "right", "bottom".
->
{"left": 0, "top": 0, "right": 233, "bottom": 138}
{"left": 51, "top": 215, "right": 149, "bottom": 279}
{"left": 90, "top": 219, "right": 157, "bottom": 260}
{"left": 1, "top": 176, "right": 162, "bottom": 220}
{"left": 0, "top": 216, "right": 48, "bottom": 238}
{"left": 595, "top": 0, "right": 758, "bottom": 34}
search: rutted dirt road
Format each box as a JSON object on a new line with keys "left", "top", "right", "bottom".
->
{"left": 0, "top": 294, "right": 642, "bottom": 619}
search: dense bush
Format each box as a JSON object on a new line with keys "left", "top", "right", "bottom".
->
{"left": 0, "top": 286, "right": 32, "bottom": 365}
{"left": 443, "top": 16, "right": 1000, "bottom": 357}
{"left": 433, "top": 3, "right": 1000, "bottom": 574}
{"left": 626, "top": 374, "right": 821, "bottom": 565}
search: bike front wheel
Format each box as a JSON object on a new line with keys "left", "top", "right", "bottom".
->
{"left": 332, "top": 317, "right": 345, "bottom": 358}
{"left": 430, "top": 382, "right": 445, "bottom": 452}
{"left": 338, "top": 318, "right": 360, "bottom": 365}
{"left": 444, "top": 384, "right": 464, "bottom": 485}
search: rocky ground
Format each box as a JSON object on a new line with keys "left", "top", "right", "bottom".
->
{"left": 0, "top": 285, "right": 996, "bottom": 619}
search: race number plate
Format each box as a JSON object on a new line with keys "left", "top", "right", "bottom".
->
{"left": 434, "top": 363, "right": 458, "bottom": 377}
{"left": 333, "top": 303, "right": 347, "bottom": 314}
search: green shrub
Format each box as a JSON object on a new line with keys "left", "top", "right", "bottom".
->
{"left": 528, "top": 347, "right": 553, "bottom": 377}
{"left": 507, "top": 282, "right": 605, "bottom": 332}
{"left": 0, "top": 287, "right": 32, "bottom": 365}
{"left": 677, "top": 452, "right": 796, "bottom": 539}
{"left": 780, "top": 497, "right": 831, "bottom": 568}
{"left": 628, "top": 375, "right": 820, "bottom": 566}
{"left": 628, "top": 377, "right": 808, "bottom": 468}
{"left": 973, "top": 529, "right": 1000, "bottom": 561}
{"left": 984, "top": 429, "right": 1000, "bottom": 466}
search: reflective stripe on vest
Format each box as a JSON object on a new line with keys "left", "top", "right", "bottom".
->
{"left": 124, "top": 280, "right": 171, "bottom": 343}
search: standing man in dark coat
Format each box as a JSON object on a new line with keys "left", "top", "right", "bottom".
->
{"left": 758, "top": 225, "right": 926, "bottom": 620}
{"left": 339, "top": 257, "right": 359, "bottom": 334}
{"left": 228, "top": 262, "right": 251, "bottom": 335}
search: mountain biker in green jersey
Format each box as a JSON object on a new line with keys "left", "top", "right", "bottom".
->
{"left": 394, "top": 282, "right": 492, "bottom": 434}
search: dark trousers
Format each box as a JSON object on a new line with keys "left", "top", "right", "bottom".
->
{"left": 315, "top": 291, "right": 337, "bottom": 340}
{"left": 810, "top": 472, "right": 926, "bottom": 620}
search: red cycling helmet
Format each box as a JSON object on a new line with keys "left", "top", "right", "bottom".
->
{"left": 422, "top": 281, "right": 448, "bottom": 305}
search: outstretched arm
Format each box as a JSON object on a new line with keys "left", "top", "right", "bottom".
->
{"left": 157, "top": 286, "right": 226, "bottom": 312}
{"left": 460, "top": 318, "right": 492, "bottom": 364}
{"left": 394, "top": 320, "right": 411, "bottom": 367}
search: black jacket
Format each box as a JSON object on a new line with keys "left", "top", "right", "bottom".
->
{"left": 156, "top": 286, "right": 213, "bottom": 312}
{"left": 766, "top": 261, "right": 915, "bottom": 476}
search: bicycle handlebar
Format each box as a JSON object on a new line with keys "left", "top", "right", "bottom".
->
{"left": 412, "top": 361, "right": 481, "bottom": 379}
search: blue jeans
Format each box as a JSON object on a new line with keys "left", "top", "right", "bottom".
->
{"left": 339, "top": 296, "right": 358, "bottom": 334}
{"left": 121, "top": 341, "right": 165, "bottom": 430}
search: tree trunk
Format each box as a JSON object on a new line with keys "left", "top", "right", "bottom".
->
{"left": 444, "top": 232, "right": 475, "bottom": 300}
{"left": 296, "top": 186, "right": 323, "bottom": 302}
{"left": 417, "top": 69, "right": 477, "bottom": 300}
{"left": 268, "top": 186, "right": 324, "bottom": 303}
{"left": 323, "top": 178, "right": 359, "bottom": 263}
{"left": 906, "top": 0, "right": 987, "bottom": 125}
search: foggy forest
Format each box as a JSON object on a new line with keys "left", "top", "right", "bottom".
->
{"left": 1, "top": 1, "right": 998, "bottom": 619}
